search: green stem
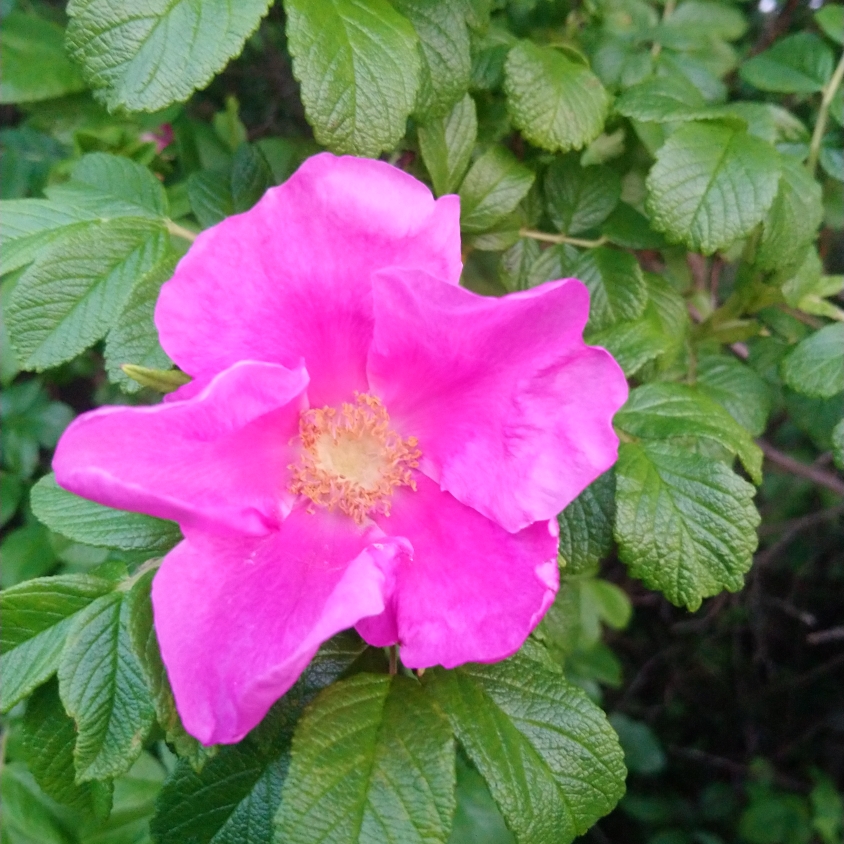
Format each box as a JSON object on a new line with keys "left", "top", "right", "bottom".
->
{"left": 166, "top": 220, "right": 199, "bottom": 243}
{"left": 519, "top": 228, "right": 608, "bottom": 249}
{"left": 389, "top": 645, "right": 398, "bottom": 676}
{"left": 808, "top": 51, "right": 844, "bottom": 177}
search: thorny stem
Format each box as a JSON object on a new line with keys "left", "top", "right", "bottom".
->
{"left": 808, "top": 51, "right": 844, "bottom": 177}
{"left": 389, "top": 645, "right": 398, "bottom": 676}
{"left": 166, "top": 219, "right": 199, "bottom": 243}
{"left": 519, "top": 228, "right": 608, "bottom": 249}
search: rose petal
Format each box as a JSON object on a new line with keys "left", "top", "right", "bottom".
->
{"left": 368, "top": 269, "right": 628, "bottom": 532}
{"left": 153, "top": 508, "right": 400, "bottom": 744}
{"left": 356, "top": 474, "right": 558, "bottom": 668}
{"left": 156, "top": 153, "right": 461, "bottom": 407}
{"left": 54, "top": 361, "right": 308, "bottom": 536}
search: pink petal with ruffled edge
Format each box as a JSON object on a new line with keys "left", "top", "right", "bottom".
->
{"left": 155, "top": 153, "right": 461, "bottom": 407}
{"left": 356, "top": 474, "right": 558, "bottom": 667}
{"left": 367, "top": 269, "right": 628, "bottom": 533}
{"left": 153, "top": 509, "right": 401, "bottom": 744}
{"left": 53, "top": 361, "right": 308, "bottom": 536}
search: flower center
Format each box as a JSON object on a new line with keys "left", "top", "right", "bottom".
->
{"left": 289, "top": 393, "right": 421, "bottom": 524}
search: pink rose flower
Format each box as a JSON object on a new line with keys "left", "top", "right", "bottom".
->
{"left": 53, "top": 154, "right": 628, "bottom": 745}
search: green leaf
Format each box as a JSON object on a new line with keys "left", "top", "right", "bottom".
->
{"left": 544, "top": 157, "right": 620, "bottom": 236}
{"left": 50, "top": 153, "right": 169, "bottom": 219}
{"left": 0, "top": 199, "right": 102, "bottom": 278}
{"left": 58, "top": 588, "right": 156, "bottom": 782}
{"left": 615, "top": 74, "right": 709, "bottom": 123}
{"left": 646, "top": 121, "right": 781, "bottom": 255}
{"left": 449, "top": 752, "right": 514, "bottom": 844}
{"left": 393, "top": 0, "right": 471, "bottom": 121}
{"left": 696, "top": 353, "right": 773, "bottom": 437}
{"left": 569, "top": 247, "right": 647, "bottom": 332}
{"left": 7, "top": 219, "right": 169, "bottom": 370}
{"left": 65, "top": 0, "right": 273, "bottom": 111}
{"left": 498, "top": 238, "right": 541, "bottom": 292}
{"left": 76, "top": 753, "right": 166, "bottom": 844}
{"left": 21, "top": 679, "right": 113, "bottom": 817}
{"left": 31, "top": 473, "right": 181, "bottom": 552}
{"left": 187, "top": 170, "right": 234, "bottom": 229}
{"left": 614, "top": 441, "right": 759, "bottom": 610}
{"left": 151, "top": 633, "right": 366, "bottom": 844}
{"left": 105, "top": 258, "right": 177, "bottom": 393}
{"left": 587, "top": 307, "right": 673, "bottom": 378}
{"left": 231, "top": 143, "right": 274, "bottom": 213}
{"left": 0, "top": 762, "right": 73, "bottom": 844}
{"left": 601, "top": 203, "right": 667, "bottom": 250}
{"left": 557, "top": 470, "right": 615, "bottom": 575}
{"left": 459, "top": 146, "right": 535, "bottom": 233}
{"left": 662, "top": 1, "right": 747, "bottom": 41}
{"left": 126, "top": 569, "right": 208, "bottom": 769}
{"left": 423, "top": 650, "right": 626, "bottom": 844}
{"left": 0, "top": 522, "right": 58, "bottom": 588}
{"left": 418, "top": 93, "right": 478, "bottom": 196}
{"left": 740, "top": 33, "right": 834, "bottom": 94}
{"left": 781, "top": 323, "right": 844, "bottom": 399}
{"left": 276, "top": 674, "right": 455, "bottom": 844}
{"left": 0, "top": 572, "right": 117, "bottom": 712}
{"left": 608, "top": 714, "right": 666, "bottom": 776}
{"left": 816, "top": 4, "right": 844, "bottom": 45}
{"left": 615, "top": 382, "right": 763, "bottom": 483}
{"left": 756, "top": 155, "right": 824, "bottom": 275}
{"left": 286, "top": 0, "right": 421, "bottom": 156}
{"left": 504, "top": 41, "right": 610, "bottom": 153}
{"left": 0, "top": 11, "right": 86, "bottom": 104}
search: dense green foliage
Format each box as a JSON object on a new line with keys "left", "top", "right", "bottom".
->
{"left": 1, "top": 0, "right": 842, "bottom": 842}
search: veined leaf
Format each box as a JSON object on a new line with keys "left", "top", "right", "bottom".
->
{"left": 646, "top": 121, "right": 780, "bottom": 254}
{"left": 756, "top": 154, "right": 824, "bottom": 276}
{"left": 504, "top": 41, "right": 609, "bottom": 153}
{"left": 740, "top": 32, "right": 834, "bottom": 94}
{"left": 286, "top": 0, "right": 421, "bottom": 156}
{"left": 459, "top": 146, "right": 535, "bottom": 233}
{"left": 105, "top": 257, "right": 177, "bottom": 393}
{"left": 49, "top": 152, "right": 169, "bottom": 219}
{"left": 418, "top": 94, "right": 477, "bottom": 196}
{"left": 544, "top": 156, "right": 621, "bottom": 236}
{"left": 151, "top": 633, "right": 367, "bottom": 844}
{"left": 66, "top": 0, "right": 274, "bottom": 111}
{"left": 394, "top": 0, "right": 471, "bottom": 121}
{"left": 781, "top": 323, "right": 844, "bottom": 399}
{"left": 31, "top": 473, "right": 181, "bottom": 552}
{"left": 0, "top": 573, "right": 117, "bottom": 712}
{"left": 570, "top": 247, "right": 647, "bottom": 332}
{"left": 614, "top": 382, "right": 763, "bottom": 483}
{"left": 275, "top": 674, "right": 455, "bottom": 844}
{"left": 696, "top": 354, "right": 773, "bottom": 437}
{"left": 558, "top": 470, "right": 615, "bottom": 575}
{"left": 21, "top": 680, "right": 114, "bottom": 817}
{"left": 58, "top": 588, "right": 157, "bottom": 782}
{"left": 424, "top": 650, "right": 626, "bottom": 844}
{"left": 7, "top": 218, "right": 169, "bottom": 370}
{"left": 615, "top": 441, "right": 759, "bottom": 610}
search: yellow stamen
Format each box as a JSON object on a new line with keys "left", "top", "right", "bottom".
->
{"left": 289, "top": 393, "right": 421, "bottom": 524}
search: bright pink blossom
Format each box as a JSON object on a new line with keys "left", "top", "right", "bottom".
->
{"left": 53, "top": 153, "right": 628, "bottom": 745}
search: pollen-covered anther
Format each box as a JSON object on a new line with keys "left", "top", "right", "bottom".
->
{"left": 289, "top": 393, "right": 421, "bottom": 524}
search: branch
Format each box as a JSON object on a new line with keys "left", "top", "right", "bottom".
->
{"left": 757, "top": 440, "right": 844, "bottom": 496}
{"left": 519, "top": 228, "right": 607, "bottom": 249}
{"left": 808, "top": 51, "right": 844, "bottom": 177}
